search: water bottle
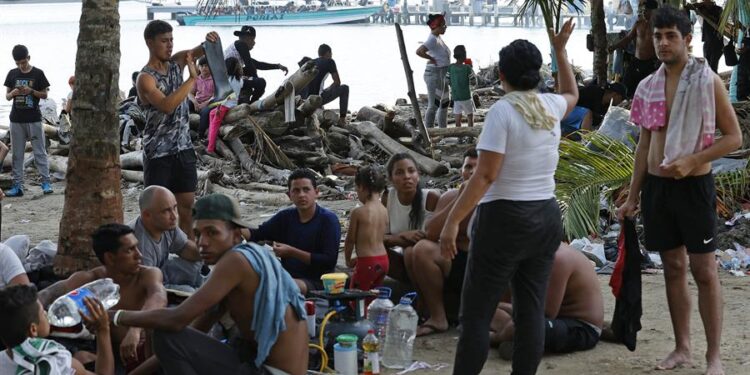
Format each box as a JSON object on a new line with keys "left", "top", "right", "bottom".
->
{"left": 362, "top": 329, "right": 381, "bottom": 375}
{"left": 367, "top": 287, "right": 394, "bottom": 352}
{"left": 381, "top": 292, "right": 418, "bottom": 369}
{"left": 48, "top": 278, "right": 120, "bottom": 327}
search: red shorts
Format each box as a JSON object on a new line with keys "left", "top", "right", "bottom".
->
{"left": 350, "top": 254, "right": 389, "bottom": 291}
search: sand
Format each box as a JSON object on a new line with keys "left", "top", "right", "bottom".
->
{"left": 4, "top": 180, "right": 749, "bottom": 375}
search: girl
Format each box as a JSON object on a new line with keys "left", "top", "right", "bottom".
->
{"left": 344, "top": 165, "right": 389, "bottom": 291}
{"left": 206, "top": 57, "right": 243, "bottom": 154}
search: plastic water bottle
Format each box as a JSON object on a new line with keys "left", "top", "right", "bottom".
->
{"left": 48, "top": 278, "right": 120, "bottom": 327}
{"left": 381, "top": 292, "right": 418, "bottom": 369}
{"left": 367, "top": 287, "right": 394, "bottom": 352}
{"left": 362, "top": 329, "right": 381, "bottom": 375}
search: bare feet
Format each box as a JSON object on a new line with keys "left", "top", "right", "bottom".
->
{"left": 656, "top": 350, "right": 692, "bottom": 370}
{"left": 416, "top": 318, "right": 448, "bottom": 337}
{"left": 705, "top": 358, "right": 724, "bottom": 375}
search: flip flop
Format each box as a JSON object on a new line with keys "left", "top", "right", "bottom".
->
{"left": 416, "top": 323, "right": 448, "bottom": 337}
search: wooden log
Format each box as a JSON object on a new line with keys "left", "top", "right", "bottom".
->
{"left": 351, "top": 121, "right": 448, "bottom": 176}
{"left": 46, "top": 155, "right": 208, "bottom": 183}
{"left": 214, "top": 138, "right": 236, "bottom": 161}
{"left": 224, "top": 103, "right": 253, "bottom": 124}
{"left": 227, "top": 138, "right": 261, "bottom": 179}
{"left": 298, "top": 95, "right": 322, "bottom": 117}
{"left": 394, "top": 23, "right": 433, "bottom": 153}
{"left": 189, "top": 113, "right": 200, "bottom": 130}
{"left": 356, "top": 106, "right": 412, "bottom": 138}
{"left": 427, "top": 126, "right": 483, "bottom": 138}
{"left": 249, "top": 61, "right": 318, "bottom": 113}
{"left": 236, "top": 182, "right": 288, "bottom": 193}
{"left": 221, "top": 112, "right": 288, "bottom": 140}
{"left": 314, "top": 108, "right": 340, "bottom": 129}
{"left": 206, "top": 181, "right": 289, "bottom": 205}
{"left": 120, "top": 151, "right": 143, "bottom": 170}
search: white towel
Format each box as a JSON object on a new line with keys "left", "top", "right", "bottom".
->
{"left": 9, "top": 338, "right": 74, "bottom": 375}
{"left": 284, "top": 82, "right": 296, "bottom": 124}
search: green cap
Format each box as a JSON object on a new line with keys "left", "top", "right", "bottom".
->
{"left": 193, "top": 194, "right": 251, "bottom": 228}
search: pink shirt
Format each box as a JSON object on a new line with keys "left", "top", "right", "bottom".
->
{"left": 194, "top": 75, "right": 214, "bottom": 103}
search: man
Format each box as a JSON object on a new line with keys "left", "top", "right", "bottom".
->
{"left": 137, "top": 20, "right": 218, "bottom": 239}
{"left": 0, "top": 242, "right": 29, "bottom": 288}
{"left": 301, "top": 44, "right": 350, "bottom": 126}
{"left": 617, "top": 7, "right": 742, "bottom": 375}
{"left": 737, "top": 26, "right": 750, "bottom": 102}
{"left": 38, "top": 224, "right": 167, "bottom": 371}
{"left": 250, "top": 168, "right": 341, "bottom": 295}
{"left": 3, "top": 44, "right": 53, "bottom": 197}
{"left": 225, "top": 25, "right": 288, "bottom": 104}
{"left": 111, "top": 194, "right": 309, "bottom": 375}
{"left": 490, "top": 244, "right": 604, "bottom": 359}
{"left": 693, "top": 0, "right": 724, "bottom": 72}
{"left": 130, "top": 186, "right": 203, "bottom": 289}
{"left": 410, "top": 148, "right": 478, "bottom": 337}
{"left": 609, "top": 0, "right": 659, "bottom": 97}
{"left": 561, "top": 81, "right": 627, "bottom": 137}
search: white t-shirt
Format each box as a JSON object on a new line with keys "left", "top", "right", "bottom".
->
{"left": 476, "top": 93, "right": 567, "bottom": 202}
{"left": 0, "top": 243, "right": 25, "bottom": 288}
{"left": 422, "top": 34, "right": 451, "bottom": 68}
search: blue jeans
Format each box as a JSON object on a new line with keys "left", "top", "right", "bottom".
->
{"left": 423, "top": 65, "right": 449, "bottom": 128}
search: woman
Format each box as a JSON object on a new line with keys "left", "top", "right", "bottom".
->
{"left": 416, "top": 13, "right": 451, "bottom": 128}
{"left": 439, "top": 19, "right": 579, "bottom": 375}
{"left": 382, "top": 153, "right": 440, "bottom": 282}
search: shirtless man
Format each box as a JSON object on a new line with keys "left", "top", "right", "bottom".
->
{"left": 609, "top": 0, "right": 659, "bottom": 97}
{"left": 110, "top": 194, "right": 308, "bottom": 375}
{"left": 411, "top": 148, "right": 478, "bottom": 336}
{"left": 617, "top": 7, "right": 742, "bottom": 375}
{"left": 489, "top": 244, "right": 604, "bottom": 358}
{"left": 38, "top": 224, "right": 167, "bottom": 371}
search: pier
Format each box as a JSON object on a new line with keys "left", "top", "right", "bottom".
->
{"left": 146, "top": 4, "right": 194, "bottom": 20}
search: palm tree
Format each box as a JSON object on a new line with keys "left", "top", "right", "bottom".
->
{"left": 54, "top": 0, "right": 123, "bottom": 276}
{"left": 590, "top": 0, "right": 608, "bottom": 85}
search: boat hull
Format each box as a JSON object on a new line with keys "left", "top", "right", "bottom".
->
{"left": 178, "top": 6, "right": 381, "bottom": 26}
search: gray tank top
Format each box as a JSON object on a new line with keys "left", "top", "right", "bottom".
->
{"left": 140, "top": 61, "right": 192, "bottom": 159}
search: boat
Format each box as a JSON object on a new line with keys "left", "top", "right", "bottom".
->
{"left": 177, "top": 0, "right": 383, "bottom": 26}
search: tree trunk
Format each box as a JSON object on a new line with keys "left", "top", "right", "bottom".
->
{"left": 590, "top": 0, "right": 608, "bottom": 86}
{"left": 395, "top": 23, "right": 433, "bottom": 154}
{"left": 55, "top": 0, "right": 123, "bottom": 276}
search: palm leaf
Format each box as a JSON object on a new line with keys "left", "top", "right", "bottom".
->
{"left": 718, "top": 0, "right": 750, "bottom": 38}
{"left": 512, "top": 0, "right": 587, "bottom": 32}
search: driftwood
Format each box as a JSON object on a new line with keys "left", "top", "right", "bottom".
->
{"left": 46, "top": 154, "right": 208, "bottom": 183}
{"left": 428, "top": 126, "right": 483, "bottom": 139}
{"left": 226, "top": 137, "right": 289, "bottom": 183}
{"left": 206, "top": 181, "right": 289, "bottom": 205}
{"left": 350, "top": 121, "right": 448, "bottom": 176}
{"left": 249, "top": 61, "right": 318, "bottom": 113}
{"left": 356, "top": 106, "right": 413, "bottom": 138}
{"left": 0, "top": 124, "right": 68, "bottom": 144}
{"left": 214, "top": 138, "right": 236, "bottom": 161}
{"left": 314, "top": 108, "right": 340, "bottom": 129}
{"left": 221, "top": 112, "right": 288, "bottom": 140}
{"left": 236, "top": 182, "right": 289, "bottom": 193}
{"left": 394, "top": 23, "right": 432, "bottom": 153}
{"left": 120, "top": 151, "right": 143, "bottom": 170}
{"left": 298, "top": 95, "right": 322, "bottom": 117}
{"left": 189, "top": 113, "right": 200, "bottom": 130}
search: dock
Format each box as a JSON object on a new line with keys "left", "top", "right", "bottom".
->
{"left": 147, "top": 4, "right": 194, "bottom": 20}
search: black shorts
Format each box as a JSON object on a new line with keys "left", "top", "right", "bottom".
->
{"left": 143, "top": 149, "right": 198, "bottom": 194}
{"left": 641, "top": 173, "right": 717, "bottom": 253}
{"left": 445, "top": 249, "right": 468, "bottom": 293}
{"left": 545, "top": 317, "right": 600, "bottom": 353}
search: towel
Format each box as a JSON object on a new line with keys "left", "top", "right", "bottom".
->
{"left": 503, "top": 91, "right": 557, "bottom": 130}
{"left": 233, "top": 242, "right": 305, "bottom": 368}
{"left": 284, "top": 83, "right": 296, "bottom": 124}
{"left": 630, "top": 57, "right": 715, "bottom": 166}
{"left": 9, "top": 338, "right": 74, "bottom": 375}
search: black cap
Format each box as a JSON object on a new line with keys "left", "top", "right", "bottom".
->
{"left": 606, "top": 82, "right": 627, "bottom": 98}
{"left": 233, "top": 25, "right": 256, "bottom": 37}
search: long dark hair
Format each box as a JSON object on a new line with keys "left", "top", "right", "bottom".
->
{"left": 225, "top": 57, "right": 242, "bottom": 80}
{"left": 498, "top": 39, "right": 543, "bottom": 91}
{"left": 386, "top": 153, "right": 424, "bottom": 230}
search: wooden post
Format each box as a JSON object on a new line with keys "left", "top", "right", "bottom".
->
{"left": 394, "top": 23, "right": 433, "bottom": 155}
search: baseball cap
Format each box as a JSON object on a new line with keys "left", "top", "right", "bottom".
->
{"left": 193, "top": 194, "right": 251, "bottom": 228}
{"left": 233, "top": 25, "right": 256, "bottom": 37}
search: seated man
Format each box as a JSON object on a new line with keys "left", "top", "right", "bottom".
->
{"left": 576, "top": 82, "right": 627, "bottom": 128}
{"left": 250, "top": 168, "right": 341, "bottom": 294}
{"left": 0, "top": 284, "right": 114, "bottom": 375}
{"left": 38, "top": 224, "right": 167, "bottom": 372}
{"left": 301, "top": 44, "right": 349, "bottom": 126}
{"left": 0, "top": 241, "right": 30, "bottom": 288}
{"left": 110, "top": 194, "right": 309, "bottom": 375}
{"left": 410, "top": 148, "right": 477, "bottom": 336}
{"left": 129, "top": 185, "right": 203, "bottom": 289}
{"left": 490, "top": 243, "right": 604, "bottom": 358}
{"left": 225, "top": 25, "right": 288, "bottom": 104}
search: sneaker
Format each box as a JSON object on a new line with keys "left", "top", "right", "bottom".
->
{"left": 41, "top": 182, "right": 53, "bottom": 194}
{"left": 5, "top": 184, "right": 23, "bottom": 197}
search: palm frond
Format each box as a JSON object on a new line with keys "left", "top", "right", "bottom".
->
{"left": 714, "top": 161, "right": 750, "bottom": 216}
{"left": 718, "top": 0, "right": 750, "bottom": 39}
{"left": 511, "top": 0, "right": 587, "bottom": 32}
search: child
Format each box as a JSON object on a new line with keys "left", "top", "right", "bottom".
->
{"left": 189, "top": 57, "right": 214, "bottom": 113}
{"left": 0, "top": 284, "right": 114, "bottom": 375}
{"left": 344, "top": 165, "right": 390, "bottom": 291}
{"left": 446, "top": 45, "right": 477, "bottom": 129}
{"left": 206, "top": 57, "right": 244, "bottom": 154}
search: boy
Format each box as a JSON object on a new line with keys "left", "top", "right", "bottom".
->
{"left": 446, "top": 45, "right": 477, "bottom": 129}
{"left": 0, "top": 284, "right": 114, "bottom": 375}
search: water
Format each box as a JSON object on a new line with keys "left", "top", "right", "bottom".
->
{"left": 48, "top": 278, "right": 120, "bottom": 327}
{"left": 381, "top": 295, "right": 418, "bottom": 369}
{"left": 366, "top": 286, "right": 394, "bottom": 353}
{"left": 0, "top": 1, "right": 721, "bottom": 126}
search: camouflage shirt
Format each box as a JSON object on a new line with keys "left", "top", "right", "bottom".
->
{"left": 140, "top": 62, "right": 192, "bottom": 159}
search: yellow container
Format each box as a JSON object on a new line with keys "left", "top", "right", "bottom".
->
{"left": 320, "top": 273, "right": 348, "bottom": 294}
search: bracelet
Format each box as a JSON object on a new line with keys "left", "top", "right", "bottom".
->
{"left": 113, "top": 310, "right": 123, "bottom": 327}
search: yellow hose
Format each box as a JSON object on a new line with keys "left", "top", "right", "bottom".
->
{"left": 319, "top": 310, "right": 337, "bottom": 350}
{"left": 315, "top": 309, "right": 338, "bottom": 373}
{"left": 307, "top": 343, "right": 329, "bottom": 372}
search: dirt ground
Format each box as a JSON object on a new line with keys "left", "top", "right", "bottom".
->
{"left": 4, "top": 180, "right": 750, "bottom": 375}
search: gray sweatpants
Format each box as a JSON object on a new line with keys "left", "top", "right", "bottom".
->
{"left": 10, "top": 121, "right": 50, "bottom": 187}
{"left": 453, "top": 198, "right": 562, "bottom": 375}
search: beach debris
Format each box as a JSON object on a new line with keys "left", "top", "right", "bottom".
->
{"left": 394, "top": 361, "right": 450, "bottom": 374}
